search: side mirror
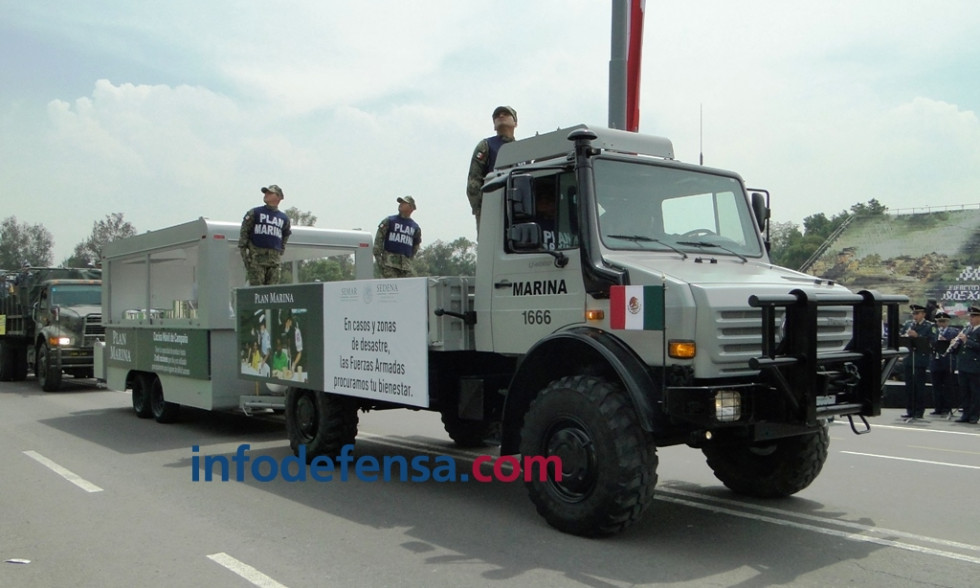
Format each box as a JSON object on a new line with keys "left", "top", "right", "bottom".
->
{"left": 507, "top": 222, "right": 543, "bottom": 251}
{"left": 507, "top": 174, "right": 535, "bottom": 221}
{"left": 751, "top": 191, "right": 770, "bottom": 230}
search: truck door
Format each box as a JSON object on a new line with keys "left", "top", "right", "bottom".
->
{"left": 491, "top": 173, "right": 585, "bottom": 354}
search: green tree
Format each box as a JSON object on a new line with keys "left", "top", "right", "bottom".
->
{"left": 64, "top": 213, "right": 136, "bottom": 267}
{"left": 850, "top": 198, "right": 887, "bottom": 216}
{"left": 0, "top": 216, "right": 53, "bottom": 268}
{"left": 411, "top": 237, "right": 477, "bottom": 276}
{"left": 284, "top": 207, "right": 317, "bottom": 227}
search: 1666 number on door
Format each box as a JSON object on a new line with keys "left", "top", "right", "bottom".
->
{"left": 521, "top": 310, "right": 552, "bottom": 325}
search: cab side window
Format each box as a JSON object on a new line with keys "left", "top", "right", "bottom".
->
{"left": 506, "top": 172, "right": 579, "bottom": 253}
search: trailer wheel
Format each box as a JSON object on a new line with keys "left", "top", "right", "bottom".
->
{"left": 131, "top": 373, "right": 153, "bottom": 419}
{"left": 149, "top": 375, "right": 180, "bottom": 423}
{"left": 440, "top": 410, "right": 498, "bottom": 448}
{"left": 36, "top": 344, "right": 62, "bottom": 392}
{"left": 286, "top": 389, "right": 359, "bottom": 463}
{"left": 701, "top": 424, "right": 829, "bottom": 498}
{"left": 519, "top": 375, "right": 658, "bottom": 537}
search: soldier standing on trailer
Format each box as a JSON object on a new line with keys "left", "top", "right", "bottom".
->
{"left": 239, "top": 184, "right": 291, "bottom": 285}
{"left": 374, "top": 196, "right": 422, "bottom": 278}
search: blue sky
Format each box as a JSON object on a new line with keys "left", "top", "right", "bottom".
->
{"left": 2, "top": 1, "right": 979, "bottom": 261}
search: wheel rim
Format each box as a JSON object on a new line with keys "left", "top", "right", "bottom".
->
{"left": 543, "top": 417, "right": 597, "bottom": 502}
{"left": 296, "top": 392, "right": 318, "bottom": 443}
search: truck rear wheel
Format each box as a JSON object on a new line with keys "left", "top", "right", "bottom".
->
{"left": 132, "top": 373, "right": 153, "bottom": 419}
{"left": 519, "top": 375, "right": 658, "bottom": 537}
{"left": 702, "top": 424, "right": 830, "bottom": 498}
{"left": 0, "top": 342, "right": 14, "bottom": 382}
{"left": 37, "top": 345, "right": 62, "bottom": 392}
{"left": 149, "top": 375, "right": 180, "bottom": 423}
{"left": 440, "top": 410, "right": 498, "bottom": 448}
{"left": 286, "top": 389, "right": 359, "bottom": 463}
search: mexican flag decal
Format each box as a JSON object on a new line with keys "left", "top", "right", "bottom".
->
{"left": 609, "top": 285, "right": 664, "bottom": 330}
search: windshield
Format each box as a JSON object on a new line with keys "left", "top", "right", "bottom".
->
{"left": 593, "top": 159, "right": 763, "bottom": 257}
{"left": 50, "top": 285, "right": 101, "bottom": 306}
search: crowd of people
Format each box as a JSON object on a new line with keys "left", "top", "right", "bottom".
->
{"left": 899, "top": 302, "right": 980, "bottom": 424}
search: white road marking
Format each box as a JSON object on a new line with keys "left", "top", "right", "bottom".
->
{"left": 358, "top": 431, "right": 980, "bottom": 564}
{"left": 658, "top": 486, "right": 980, "bottom": 553}
{"left": 656, "top": 490, "right": 980, "bottom": 565}
{"left": 22, "top": 450, "right": 103, "bottom": 493}
{"left": 840, "top": 450, "right": 980, "bottom": 470}
{"left": 207, "top": 552, "right": 288, "bottom": 588}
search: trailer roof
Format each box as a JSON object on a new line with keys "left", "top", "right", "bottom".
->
{"left": 101, "top": 217, "right": 371, "bottom": 260}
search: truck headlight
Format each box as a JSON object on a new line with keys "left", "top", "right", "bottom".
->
{"left": 715, "top": 390, "right": 742, "bottom": 422}
{"left": 49, "top": 336, "right": 71, "bottom": 346}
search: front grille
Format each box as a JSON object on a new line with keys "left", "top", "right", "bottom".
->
{"left": 715, "top": 307, "right": 853, "bottom": 371}
{"left": 84, "top": 314, "right": 104, "bottom": 344}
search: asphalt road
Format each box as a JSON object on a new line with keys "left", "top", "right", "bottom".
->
{"left": 2, "top": 377, "right": 978, "bottom": 587}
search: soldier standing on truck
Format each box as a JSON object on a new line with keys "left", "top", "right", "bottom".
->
{"left": 373, "top": 196, "right": 421, "bottom": 278}
{"left": 466, "top": 106, "right": 517, "bottom": 233}
{"left": 239, "top": 184, "right": 291, "bottom": 285}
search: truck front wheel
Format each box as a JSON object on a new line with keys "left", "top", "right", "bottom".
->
{"left": 286, "top": 389, "right": 359, "bottom": 463}
{"left": 519, "top": 375, "right": 658, "bottom": 537}
{"left": 37, "top": 345, "right": 62, "bottom": 392}
{"left": 702, "top": 425, "right": 830, "bottom": 498}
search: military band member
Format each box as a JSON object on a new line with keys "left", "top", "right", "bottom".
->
{"left": 929, "top": 311, "right": 959, "bottom": 416}
{"left": 900, "top": 303, "right": 936, "bottom": 419}
{"left": 954, "top": 306, "right": 980, "bottom": 424}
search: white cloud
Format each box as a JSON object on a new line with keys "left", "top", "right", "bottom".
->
{"left": 2, "top": 0, "right": 980, "bottom": 262}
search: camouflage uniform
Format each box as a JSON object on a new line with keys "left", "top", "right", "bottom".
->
{"left": 374, "top": 197, "right": 421, "bottom": 278}
{"left": 239, "top": 185, "right": 291, "bottom": 285}
{"left": 467, "top": 106, "right": 517, "bottom": 233}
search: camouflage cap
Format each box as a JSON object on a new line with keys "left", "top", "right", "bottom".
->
{"left": 492, "top": 105, "right": 517, "bottom": 122}
{"left": 397, "top": 195, "right": 417, "bottom": 210}
{"left": 261, "top": 184, "right": 284, "bottom": 198}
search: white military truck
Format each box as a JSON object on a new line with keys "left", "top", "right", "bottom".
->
{"left": 236, "top": 125, "right": 905, "bottom": 537}
{"left": 98, "top": 217, "right": 372, "bottom": 422}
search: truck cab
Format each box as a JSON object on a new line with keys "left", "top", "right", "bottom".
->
{"left": 257, "top": 125, "right": 905, "bottom": 537}
{"left": 0, "top": 267, "right": 102, "bottom": 390}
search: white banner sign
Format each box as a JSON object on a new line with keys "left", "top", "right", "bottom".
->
{"left": 323, "top": 278, "right": 429, "bottom": 408}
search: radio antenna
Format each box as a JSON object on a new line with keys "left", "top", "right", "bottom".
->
{"left": 699, "top": 103, "right": 704, "bottom": 166}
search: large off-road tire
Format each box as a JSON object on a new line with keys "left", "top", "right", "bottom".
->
{"left": 36, "top": 345, "right": 62, "bottom": 392}
{"left": 702, "top": 424, "right": 830, "bottom": 498}
{"left": 440, "top": 409, "right": 499, "bottom": 448}
{"left": 132, "top": 373, "right": 153, "bottom": 419}
{"left": 519, "top": 375, "right": 658, "bottom": 537}
{"left": 286, "top": 389, "right": 359, "bottom": 463}
{"left": 149, "top": 375, "right": 180, "bottom": 423}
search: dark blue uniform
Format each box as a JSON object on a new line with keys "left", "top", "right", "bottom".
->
{"left": 955, "top": 323, "right": 980, "bottom": 423}
{"left": 902, "top": 318, "right": 936, "bottom": 418}
{"left": 929, "top": 323, "right": 960, "bottom": 415}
